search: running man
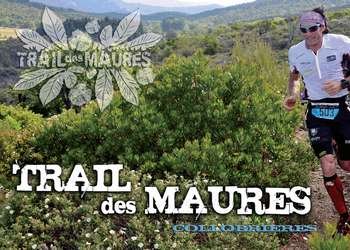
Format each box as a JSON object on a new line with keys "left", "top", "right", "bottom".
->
{"left": 283, "top": 7, "right": 350, "bottom": 235}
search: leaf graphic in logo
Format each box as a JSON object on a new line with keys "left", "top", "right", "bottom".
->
{"left": 68, "top": 66, "right": 85, "bottom": 74}
{"left": 42, "top": 7, "right": 68, "bottom": 49}
{"left": 126, "top": 33, "right": 162, "bottom": 50}
{"left": 112, "top": 68, "right": 139, "bottom": 105}
{"left": 69, "top": 83, "right": 92, "bottom": 106}
{"left": 39, "top": 72, "right": 64, "bottom": 105}
{"left": 16, "top": 29, "right": 51, "bottom": 52}
{"left": 68, "top": 30, "right": 92, "bottom": 51}
{"left": 100, "top": 25, "right": 113, "bottom": 48}
{"left": 91, "top": 41, "right": 104, "bottom": 50}
{"left": 14, "top": 68, "right": 64, "bottom": 90}
{"left": 113, "top": 10, "right": 140, "bottom": 45}
{"left": 136, "top": 68, "right": 154, "bottom": 85}
{"left": 87, "top": 68, "right": 97, "bottom": 79}
{"left": 95, "top": 68, "right": 114, "bottom": 111}
{"left": 85, "top": 19, "right": 100, "bottom": 34}
{"left": 61, "top": 71, "right": 77, "bottom": 89}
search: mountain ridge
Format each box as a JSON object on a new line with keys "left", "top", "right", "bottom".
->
{"left": 190, "top": 0, "right": 350, "bottom": 24}
{"left": 29, "top": 0, "right": 222, "bottom": 15}
{"left": 2, "top": 0, "right": 350, "bottom": 30}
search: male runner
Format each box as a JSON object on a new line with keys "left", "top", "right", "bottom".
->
{"left": 283, "top": 7, "right": 350, "bottom": 235}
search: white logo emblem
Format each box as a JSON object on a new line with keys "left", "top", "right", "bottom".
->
{"left": 14, "top": 7, "right": 162, "bottom": 111}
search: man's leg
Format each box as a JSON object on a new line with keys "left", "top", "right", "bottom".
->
{"left": 332, "top": 113, "right": 350, "bottom": 209}
{"left": 339, "top": 160, "right": 350, "bottom": 172}
{"left": 308, "top": 125, "right": 349, "bottom": 234}
{"left": 321, "top": 154, "right": 348, "bottom": 217}
{"left": 320, "top": 154, "right": 349, "bottom": 235}
{"left": 335, "top": 128, "right": 350, "bottom": 171}
{"left": 332, "top": 112, "right": 350, "bottom": 234}
{"left": 333, "top": 125, "right": 350, "bottom": 171}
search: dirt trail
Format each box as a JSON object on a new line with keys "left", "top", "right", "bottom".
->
{"left": 281, "top": 129, "right": 350, "bottom": 249}
{"left": 282, "top": 166, "right": 350, "bottom": 249}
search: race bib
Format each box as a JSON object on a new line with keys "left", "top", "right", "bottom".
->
{"left": 311, "top": 103, "right": 339, "bottom": 120}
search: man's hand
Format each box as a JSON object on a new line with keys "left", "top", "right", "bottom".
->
{"left": 283, "top": 95, "right": 297, "bottom": 111}
{"left": 323, "top": 80, "right": 342, "bottom": 96}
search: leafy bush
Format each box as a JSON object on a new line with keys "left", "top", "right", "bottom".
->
{"left": 0, "top": 104, "right": 44, "bottom": 188}
{"left": 0, "top": 170, "right": 280, "bottom": 249}
{"left": 201, "top": 35, "right": 219, "bottom": 55}
{"left": 33, "top": 41, "right": 314, "bottom": 188}
{"left": 0, "top": 40, "right": 315, "bottom": 249}
{"left": 308, "top": 223, "right": 350, "bottom": 250}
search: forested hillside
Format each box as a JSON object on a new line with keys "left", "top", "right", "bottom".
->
{"left": 0, "top": 0, "right": 100, "bottom": 29}
{"left": 191, "top": 0, "right": 350, "bottom": 24}
{"left": 2, "top": 0, "right": 350, "bottom": 29}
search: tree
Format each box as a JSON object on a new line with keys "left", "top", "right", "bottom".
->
{"left": 161, "top": 18, "right": 185, "bottom": 33}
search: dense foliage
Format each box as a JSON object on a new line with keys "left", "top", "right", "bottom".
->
{"left": 30, "top": 43, "right": 313, "bottom": 187}
{"left": 0, "top": 39, "right": 316, "bottom": 248}
{"left": 0, "top": 0, "right": 96, "bottom": 29}
{"left": 5, "top": 1, "right": 347, "bottom": 248}
{"left": 0, "top": 104, "right": 44, "bottom": 188}
{"left": 308, "top": 223, "right": 350, "bottom": 249}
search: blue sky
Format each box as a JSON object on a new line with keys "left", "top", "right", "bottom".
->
{"left": 123, "top": 0, "right": 255, "bottom": 7}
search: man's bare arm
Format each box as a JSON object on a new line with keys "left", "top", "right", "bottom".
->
{"left": 287, "top": 68, "right": 300, "bottom": 97}
{"left": 283, "top": 68, "right": 300, "bottom": 111}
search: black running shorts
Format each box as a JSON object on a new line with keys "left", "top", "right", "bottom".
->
{"left": 306, "top": 95, "right": 350, "bottom": 160}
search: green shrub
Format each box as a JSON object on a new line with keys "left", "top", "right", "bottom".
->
{"left": 0, "top": 104, "right": 44, "bottom": 188}
{"left": 33, "top": 43, "right": 314, "bottom": 188}
{"left": 201, "top": 35, "right": 219, "bottom": 55}
{"left": 0, "top": 40, "right": 315, "bottom": 249}
{"left": 308, "top": 223, "right": 350, "bottom": 250}
{"left": 0, "top": 170, "right": 280, "bottom": 250}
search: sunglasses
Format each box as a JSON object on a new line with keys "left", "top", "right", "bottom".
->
{"left": 300, "top": 24, "right": 321, "bottom": 33}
